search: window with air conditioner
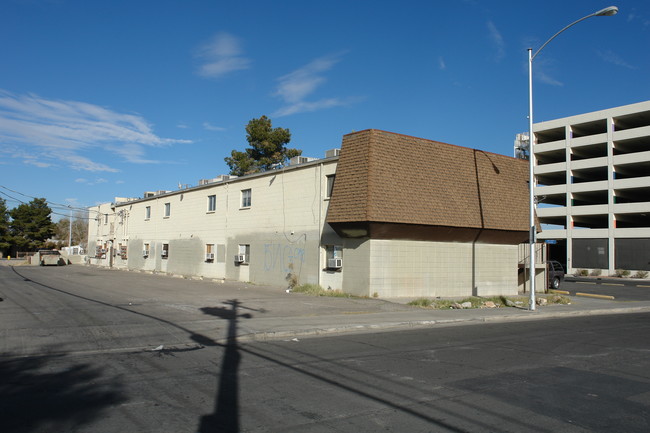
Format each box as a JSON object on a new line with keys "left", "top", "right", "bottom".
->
{"left": 206, "top": 244, "right": 214, "bottom": 262}
{"left": 235, "top": 244, "right": 250, "bottom": 264}
{"left": 325, "top": 245, "right": 343, "bottom": 269}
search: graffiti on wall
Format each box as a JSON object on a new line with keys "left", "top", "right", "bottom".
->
{"left": 264, "top": 243, "right": 305, "bottom": 273}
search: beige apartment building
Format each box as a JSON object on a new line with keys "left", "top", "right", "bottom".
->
{"left": 89, "top": 129, "right": 531, "bottom": 298}
{"left": 534, "top": 100, "right": 650, "bottom": 274}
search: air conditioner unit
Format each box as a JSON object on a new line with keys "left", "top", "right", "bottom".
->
{"left": 161, "top": 250, "right": 168, "bottom": 257}
{"left": 143, "top": 250, "right": 149, "bottom": 257}
{"left": 234, "top": 254, "right": 246, "bottom": 263}
{"left": 328, "top": 258, "right": 343, "bottom": 269}
{"left": 325, "top": 148, "right": 341, "bottom": 158}
{"left": 205, "top": 253, "right": 214, "bottom": 261}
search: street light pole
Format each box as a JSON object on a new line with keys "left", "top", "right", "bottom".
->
{"left": 527, "top": 6, "right": 618, "bottom": 311}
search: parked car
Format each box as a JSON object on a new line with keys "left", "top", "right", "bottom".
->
{"left": 38, "top": 249, "right": 65, "bottom": 266}
{"left": 547, "top": 260, "right": 565, "bottom": 290}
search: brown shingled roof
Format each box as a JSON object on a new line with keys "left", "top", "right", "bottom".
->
{"left": 326, "top": 129, "right": 530, "bottom": 233}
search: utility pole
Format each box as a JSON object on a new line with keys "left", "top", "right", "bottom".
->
{"left": 68, "top": 208, "right": 73, "bottom": 250}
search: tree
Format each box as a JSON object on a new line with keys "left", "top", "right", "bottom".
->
{"left": 0, "top": 198, "right": 11, "bottom": 254}
{"left": 9, "top": 198, "right": 55, "bottom": 251}
{"left": 53, "top": 214, "right": 88, "bottom": 248}
{"left": 224, "top": 116, "right": 302, "bottom": 176}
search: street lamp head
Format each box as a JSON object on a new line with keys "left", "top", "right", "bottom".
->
{"left": 594, "top": 6, "right": 618, "bottom": 16}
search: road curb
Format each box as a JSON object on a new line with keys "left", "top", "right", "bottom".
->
{"left": 233, "top": 305, "right": 650, "bottom": 343}
{"left": 576, "top": 292, "right": 616, "bottom": 300}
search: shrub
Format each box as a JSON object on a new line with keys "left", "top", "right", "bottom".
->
{"left": 590, "top": 269, "right": 602, "bottom": 276}
{"left": 574, "top": 269, "right": 589, "bottom": 277}
{"left": 615, "top": 269, "right": 631, "bottom": 278}
{"left": 407, "top": 298, "right": 434, "bottom": 308}
{"left": 292, "top": 284, "right": 353, "bottom": 297}
{"left": 633, "top": 270, "right": 649, "bottom": 279}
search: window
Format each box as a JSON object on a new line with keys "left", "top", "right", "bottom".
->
{"left": 145, "top": 206, "right": 151, "bottom": 220}
{"left": 207, "top": 195, "right": 216, "bottom": 212}
{"left": 104, "top": 213, "right": 109, "bottom": 224}
{"left": 241, "top": 189, "right": 252, "bottom": 208}
{"left": 325, "top": 245, "right": 343, "bottom": 269}
{"left": 326, "top": 175, "right": 336, "bottom": 198}
{"left": 206, "top": 244, "right": 214, "bottom": 262}
{"left": 162, "top": 243, "right": 169, "bottom": 259}
{"left": 164, "top": 202, "right": 171, "bottom": 217}
{"left": 235, "top": 244, "right": 250, "bottom": 264}
{"left": 143, "top": 243, "right": 150, "bottom": 257}
{"left": 119, "top": 243, "right": 127, "bottom": 259}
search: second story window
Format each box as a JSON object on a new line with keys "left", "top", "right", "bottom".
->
{"left": 145, "top": 206, "right": 151, "bottom": 220}
{"left": 241, "top": 189, "right": 252, "bottom": 208}
{"left": 207, "top": 195, "right": 216, "bottom": 212}
{"left": 164, "top": 202, "right": 171, "bottom": 217}
{"left": 326, "top": 175, "right": 336, "bottom": 198}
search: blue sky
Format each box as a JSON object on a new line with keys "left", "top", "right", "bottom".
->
{"left": 1, "top": 0, "right": 648, "bottom": 218}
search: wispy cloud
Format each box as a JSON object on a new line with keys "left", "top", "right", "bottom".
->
{"left": 627, "top": 10, "right": 650, "bottom": 26}
{"left": 195, "top": 32, "right": 251, "bottom": 79}
{"left": 203, "top": 122, "right": 226, "bottom": 131}
{"left": 531, "top": 57, "right": 563, "bottom": 87}
{"left": 272, "top": 54, "right": 358, "bottom": 117}
{"left": 0, "top": 90, "right": 190, "bottom": 171}
{"left": 487, "top": 20, "right": 505, "bottom": 61}
{"left": 438, "top": 56, "right": 446, "bottom": 70}
{"left": 75, "top": 178, "right": 108, "bottom": 186}
{"left": 597, "top": 50, "right": 635, "bottom": 70}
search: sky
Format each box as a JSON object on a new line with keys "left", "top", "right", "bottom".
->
{"left": 1, "top": 0, "right": 649, "bottom": 219}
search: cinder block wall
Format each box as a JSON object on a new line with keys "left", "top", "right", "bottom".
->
{"left": 357, "top": 239, "right": 518, "bottom": 298}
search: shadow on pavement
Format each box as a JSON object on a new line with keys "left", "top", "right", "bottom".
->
{"left": 0, "top": 352, "right": 125, "bottom": 433}
{"left": 198, "top": 299, "right": 261, "bottom": 433}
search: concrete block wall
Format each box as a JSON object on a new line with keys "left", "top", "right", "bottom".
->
{"left": 364, "top": 239, "right": 519, "bottom": 298}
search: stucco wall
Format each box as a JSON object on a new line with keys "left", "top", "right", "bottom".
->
{"left": 89, "top": 160, "right": 341, "bottom": 288}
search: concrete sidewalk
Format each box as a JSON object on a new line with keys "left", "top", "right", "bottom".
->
{"left": 233, "top": 293, "right": 650, "bottom": 342}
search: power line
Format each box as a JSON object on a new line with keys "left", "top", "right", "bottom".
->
{"left": 0, "top": 185, "right": 100, "bottom": 213}
{"left": 0, "top": 189, "right": 99, "bottom": 221}
{"left": 0, "top": 185, "right": 105, "bottom": 219}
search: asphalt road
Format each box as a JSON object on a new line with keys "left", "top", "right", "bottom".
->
{"left": 560, "top": 278, "right": 650, "bottom": 301}
{"left": 1, "top": 265, "right": 649, "bottom": 432}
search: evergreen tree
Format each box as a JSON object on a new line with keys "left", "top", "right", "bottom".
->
{"left": 9, "top": 198, "right": 55, "bottom": 251}
{"left": 225, "top": 116, "right": 302, "bottom": 176}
